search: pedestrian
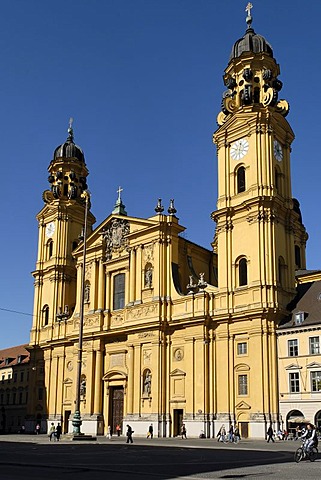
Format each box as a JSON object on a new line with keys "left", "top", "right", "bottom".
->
{"left": 107, "top": 425, "right": 112, "bottom": 439}
{"left": 216, "top": 424, "right": 226, "bottom": 442}
{"left": 116, "top": 424, "right": 121, "bottom": 437}
{"left": 267, "top": 424, "right": 274, "bottom": 443}
{"left": 228, "top": 423, "right": 234, "bottom": 442}
{"left": 180, "top": 423, "right": 187, "bottom": 439}
{"left": 234, "top": 426, "right": 241, "bottom": 442}
{"left": 48, "top": 422, "right": 56, "bottom": 441}
{"left": 55, "top": 422, "right": 62, "bottom": 441}
{"left": 35, "top": 423, "right": 40, "bottom": 435}
{"left": 147, "top": 423, "right": 153, "bottom": 439}
{"left": 126, "top": 424, "right": 133, "bottom": 443}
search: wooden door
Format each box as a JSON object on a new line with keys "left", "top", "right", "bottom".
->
{"left": 240, "top": 422, "right": 248, "bottom": 438}
{"left": 110, "top": 387, "right": 124, "bottom": 434}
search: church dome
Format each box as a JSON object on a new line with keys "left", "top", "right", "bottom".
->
{"left": 230, "top": 27, "right": 273, "bottom": 61}
{"left": 230, "top": 6, "right": 273, "bottom": 61}
{"left": 53, "top": 121, "right": 85, "bottom": 162}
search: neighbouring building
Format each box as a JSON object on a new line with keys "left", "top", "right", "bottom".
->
{"left": 28, "top": 6, "right": 309, "bottom": 438}
{"left": 277, "top": 271, "right": 321, "bottom": 435}
{"left": 0, "top": 345, "right": 30, "bottom": 433}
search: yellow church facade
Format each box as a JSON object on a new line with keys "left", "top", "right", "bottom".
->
{"left": 28, "top": 7, "right": 308, "bottom": 438}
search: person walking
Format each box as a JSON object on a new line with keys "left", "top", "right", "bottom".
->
{"left": 180, "top": 423, "right": 187, "bottom": 439}
{"left": 216, "top": 424, "right": 226, "bottom": 442}
{"left": 267, "top": 424, "right": 274, "bottom": 443}
{"left": 107, "top": 425, "right": 112, "bottom": 439}
{"left": 48, "top": 423, "right": 56, "bottom": 441}
{"left": 116, "top": 424, "right": 121, "bottom": 437}
{"left": 234, "top": 425, "right": 241, "bottom": 443}
{"left": 35, "top": 423, "right": 40, "bottom": 435}
{"left": 126, "top": 424, "right": 133, "bottom": 443}
{"left": 147, "top": 424, "right": 153, "bottom": 439}
{"left": 55, "top": 422, "right": 62, "bottom": 441}
{"left": 228, "top": 423, "right": 234, "bottom": 442}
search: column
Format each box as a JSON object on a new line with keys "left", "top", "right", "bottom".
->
{"left": 97, "top": 260, "right": 105, "bottom": 311}
{"left": 94, "top": 350, "right": 103, "bottom": 415}
{"left": 127, "top": 345, "right": 134, "bottom": 414}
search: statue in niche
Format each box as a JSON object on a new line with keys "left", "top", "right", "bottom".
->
{"left": 143, "top": 370, "right": 151, "bottom": 395}
{"left": 144, "top": 264, "right": 153, "bottom": 288}
{"left": 84, "top": 282, "right": 90, "bottom": 303}
{"left": 80, "top": 376, "right": 86, "bottom": 397}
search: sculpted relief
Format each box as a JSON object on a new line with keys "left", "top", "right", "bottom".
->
{"left": 101, "top": 219, "right": 130, "bottom": 260}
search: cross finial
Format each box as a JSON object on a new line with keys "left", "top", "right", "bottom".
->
{"left": 117, "top": 186, "right": 123, "bottom": 201}
{"left": 245, "top": 2, "right": 253, "bottom": 28}
{"left": 67, "top": 117, "right": 74, "bottom": 141}
{"left": 245, "top": 2, "right": 253, "bottom": 16}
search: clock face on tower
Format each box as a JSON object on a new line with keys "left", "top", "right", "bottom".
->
{"left": 45, "top": 222, "right": 55, "bottom": 238}
{"left": 273, "top": 140, "right": 283, "bottom": 162}
{"left": 230, "top": 138, "right": 249, "bottom": 160}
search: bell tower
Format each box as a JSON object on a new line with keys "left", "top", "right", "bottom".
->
{"left": 212, "top": 5, "right": 308, "bottom": 317}
{"left": 30, "top": 120, "right": 96, "bottom": 344}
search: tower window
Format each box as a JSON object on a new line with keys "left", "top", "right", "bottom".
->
{"left": 275, "top": 167, "right": 279, "bottom": 191}
{"left": 236, "top": 166, "right": 246, "bottom": 193}
{"left": 42, "top": 305, "right": 49, "bottom": 326}
{"left": 278, "top": 256, "right": 286, "bottom": 286}
{"left": 47, "top": 240, "right": 53, "bottom": 259}
{"left": 295, "top": 245, "right": 301, "bottom": 269}
{"left": 113, "top": 273, "right": 125, "bottom": 310}
{"left": 237, "top": 257, "right": 248, "bottom": 286}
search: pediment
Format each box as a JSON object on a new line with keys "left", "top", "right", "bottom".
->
{"left": 73, "top": 213, "right": 162, "bottom": 258}
{"left": 285, "top": 363, "right": 302, "bottom": 370}
{"left": 235, "top": 363, "right": 250, "bottom": 372}
{"left": 170, "top": 368, "right": 186, "bottom": 377}
{"left": 102, "top": 370, "right": 127, "bottom": 381}
{"left": 235, "top": 401, "right": 251, "bottom": 410}
{"left": 307, "top": 362, "right": 321, "bottom": 369}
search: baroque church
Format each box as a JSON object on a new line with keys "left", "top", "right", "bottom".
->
{"left": 28, "top": 6, "right": 308, "bottom": 438}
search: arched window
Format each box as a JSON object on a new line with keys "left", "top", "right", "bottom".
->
{"left": 42, "top": 305, "right": 49, "bottom": 326}
{"left": 295, "top": 245, "right": 301, "bottom": 269}
{"left": 113, "top": 273, "right": 125, "bottom": 310}
{"left": 47, "top": 240, "right": 53, "bottom": 259}
{"left": 237, "top": 166, "right": 246, "bottom": 193}
{"left": 275, "top": 166, "right": 282, "bottom": 195}
{"left": 238, "top": 257, "right": 248, "bottom": 286}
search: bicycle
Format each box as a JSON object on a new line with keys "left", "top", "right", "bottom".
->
{"left": 294, "top": 441, "right": 318, "bottom": 463}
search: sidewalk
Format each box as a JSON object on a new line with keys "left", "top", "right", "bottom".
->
{"left": 0, "top": 433, "right": 299, "bottom": 451}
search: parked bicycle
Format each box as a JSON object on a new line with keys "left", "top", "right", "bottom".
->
{"left": 294, "top": 441, "right": 318, "bottom": 463}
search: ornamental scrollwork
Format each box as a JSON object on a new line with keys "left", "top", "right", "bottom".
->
{"left": 101, "top": 218, "right": 130, "bottom": 260}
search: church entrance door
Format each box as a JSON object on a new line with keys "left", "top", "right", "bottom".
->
{"left": 64, "top": 410, "right": 71, "bottom": 434}
{"left": 173, "top": 409, "right": 183, "bottom": 437}
{"left": 109, "top": 387, "right": 124, "bottom": 434}
{"left": 240, "top": 422, "right": 248, "bottom": 438}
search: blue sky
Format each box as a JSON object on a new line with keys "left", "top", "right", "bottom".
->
{"left": 0, "top": 0, "right": 320, "bottom": 349}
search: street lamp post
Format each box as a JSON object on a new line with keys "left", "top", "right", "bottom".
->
{"left": 72, "top": 191, "right": 90, "bottom": 435}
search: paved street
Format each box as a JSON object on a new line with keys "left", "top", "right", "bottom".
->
{"left": 0, "top": 435, "right": 320, "bottom": 479}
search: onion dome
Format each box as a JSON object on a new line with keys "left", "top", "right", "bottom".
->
{"left": 53, "top": 118, "right": 85, "bottom": 162}
{"left": 230, "top": 4, "right": 273, "bottom": 61}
